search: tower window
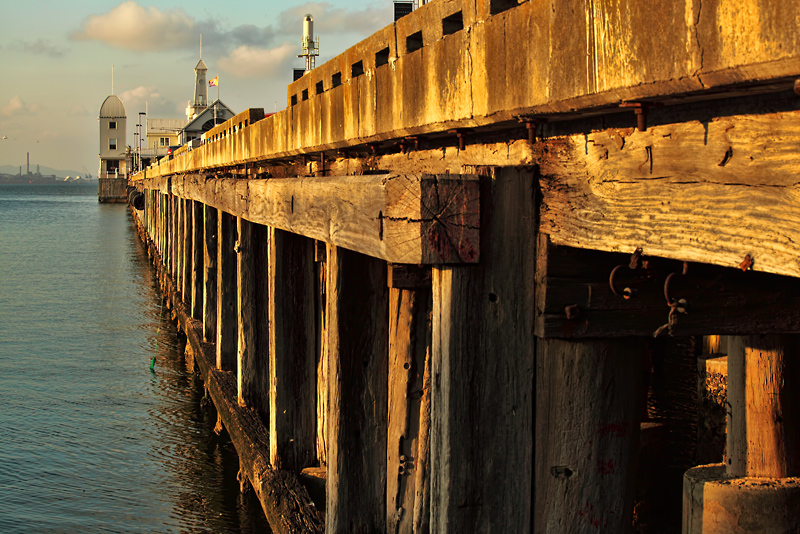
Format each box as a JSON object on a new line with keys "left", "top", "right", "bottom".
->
{"left": 109, "top": 138, "right": 117, "bottom": 150}
{"left": 109, "top": 121, "right": 117, "bottom": 129}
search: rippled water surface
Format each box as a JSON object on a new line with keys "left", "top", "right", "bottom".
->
{"left": 0, "top": 184, "right": 270, "bottom": 533}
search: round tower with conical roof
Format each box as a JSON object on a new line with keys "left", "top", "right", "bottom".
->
{"left": 98, "top": 94, "right": 127, "bottom": 178}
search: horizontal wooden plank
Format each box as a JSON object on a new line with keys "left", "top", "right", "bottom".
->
{"left": 144, "top": 173, "right": 480, "bottom": 264}
{"left": 538, "top": 110, "right": 800, "bottom": 279}
{"left": 535, "top": 235, "right": 800, "bottom": 337}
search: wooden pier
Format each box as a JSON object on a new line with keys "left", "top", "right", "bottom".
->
{"left": 129, "top": 1, "right": 800, "bottom": 532}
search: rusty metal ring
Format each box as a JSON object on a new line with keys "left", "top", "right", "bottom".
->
{"left": 609, "top": 265, "right": 625, "bottom": 296}
{"left": 663, "top": 272, "right": 678, "bottom": 304}
{"left": 663, "top": 262, "right": 689, "bottom": 304}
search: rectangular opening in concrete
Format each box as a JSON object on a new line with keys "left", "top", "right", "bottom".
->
{"left": 332, "top": 72, "right": 342, "bottom": 88}
{"left": 316, "top": 80, "right": 324, "bottom": 94}
{"left": 376, "top": 47, "right": 390, "bottom": 67}
{"left": 443, "top": 11, "right": 463, "bottom": 35}
{"left": 406, "top": 31, "right": 423, "bottom": 54}
{"left": 302, "top": 88, "right": 309, "bottom": 101}
{"left": 490, "top": 0, "right": 517, "bottom": 15}
{"left": 351, "top": 60, "right": 364, "bottom": 78}
{"left": 291, "top": 94, "right": 297, "bottom": 106}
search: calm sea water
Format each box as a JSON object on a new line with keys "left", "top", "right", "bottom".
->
{"left": 0, "top": 184, "right": 270, "bottom": 533}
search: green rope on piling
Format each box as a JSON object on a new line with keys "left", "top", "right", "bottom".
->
{"left": 150, "top": 355, "right": 156, "bottom": 371}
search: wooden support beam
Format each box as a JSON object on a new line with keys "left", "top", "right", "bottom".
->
{"left": 155, "top": 192, "right": 161, "bottom": 257}
{"left": 326, "top": 245, "right": 389, "bottom": 533}
{"left": 386, "top": 276, "right": 431, "bottom": 534}
{"left": 535, "top": 235, "right": 800, "bottom": 338}
{"left": 412, "top": 336, "right": 432, "bottom": 534}
{"left": 191, "top": 200, "right": 204, "bottom": 320}
{"left": 237, "top": 217, "right": 256, "bottom": 408}
{"left": 538, "top": 110, "right": 800, "bottom": 279}
{"left": 430, "top": 167, "right": 536, "bottom": 533}
{"left": 236, "top": 220, "right": 270, "bottom": 420}
{"left": 315, "top": 245, "right": 328, "bottom": 467}
{"left": 534, "top": 338, "right": 647, "bottom": 533}
{"left": 203, "top": 205, "right": 218, "bottom": 343}
{"left": 171, "top": 195, "right": 178, "bottom": 278}
{"left": 171, "top": 173, "right": 480, "bottom": 264}
{"left": 727, "top": 335, "right": 800, "bottom": 478}
{"left": 269, "top": 229, "right": 316, "bottom": 471}
{"left": 216, "top": 209, "right": 238, "bottom": 371}
{"left": 177, "top": 195, "right": 184, "bottom": 289}
{"left": 159, "top": 193, "right": 165, "bottom": 267}
{"left": 182, "top": 198, "right": 192, "bottom": 303}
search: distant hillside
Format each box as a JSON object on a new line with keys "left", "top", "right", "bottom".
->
{"left": 0, "top": 164, "right": 89, "bottom": 178}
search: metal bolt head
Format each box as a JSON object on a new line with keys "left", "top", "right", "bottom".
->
{"left": 565, "top": 304, "right": 580, "bottom": 320}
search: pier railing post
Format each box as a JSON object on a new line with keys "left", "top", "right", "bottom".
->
{"left": 268, "top": 228, "right": 316, "bottom": 471}
{"left": 216, "top": 209, "right": 238, "bottom": 371}
{"left": 203, "top": 205, "right": 218, "bottom": 343}
{"left": 326, "top": 245, "right": 388, "bottom": 533}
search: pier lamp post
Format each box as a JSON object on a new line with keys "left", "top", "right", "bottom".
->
{"left": 139, "top": 112, "right": 146, "bottom": 173}
{"left": 133, "top": 132, "right": 139, "bottom": 173}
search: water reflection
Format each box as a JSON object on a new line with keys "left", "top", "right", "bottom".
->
{"left": 0, "top": 185, "right": 269, "bottom": 533}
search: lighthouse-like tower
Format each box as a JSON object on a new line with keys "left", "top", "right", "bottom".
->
{"left": 98, "top": 93, "right": 127, "bottom": 178}
{"left": 186, "top": 57, "right": 208, "bottom": 121}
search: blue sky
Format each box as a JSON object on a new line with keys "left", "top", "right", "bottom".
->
{"left": 0, "top": 0, "right": 390, "bottom": 173}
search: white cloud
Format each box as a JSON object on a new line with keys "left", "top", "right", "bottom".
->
{"left": 118, "top": 86, "right": 176, "bottom": 116}
{"left": 217, "top": 44, "right": 297, "bottom": 78}
{"left": 277, "top": 2, "right": 387, "bottom": 37}
{"left": 73, "top": 1, "right": 196, "bottom": 51}
{"left": 71, "top": 0, "right": 388, "bottom": 56}
{"left": 2, "top": 96, "right": 38, "bottom": 117}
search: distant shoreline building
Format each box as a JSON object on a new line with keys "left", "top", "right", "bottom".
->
{"left": 98, "top": 94, "right": 127, "bottom": 179}
{"left": 97, "top": 93, "right": 128, "bottom": 202}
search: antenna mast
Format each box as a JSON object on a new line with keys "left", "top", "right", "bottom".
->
{"left": 298, "top": 15, "right": 319, "bottom": 72}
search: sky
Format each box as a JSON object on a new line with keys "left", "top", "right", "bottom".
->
{"left": 0, "top": 0, "right": 392, "bottom": 174}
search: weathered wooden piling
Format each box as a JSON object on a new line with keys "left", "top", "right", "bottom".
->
{"left": 268, "top": 229, "right": 316, "bottom": 471}
{"left": 216, "top": 210, "right": 237, "bottom": 371}
{"left": 202, "top": 205, "right": 217, "bottom": 343}
{"left": 125, "top": 0, "right": 800, "bottom": 532}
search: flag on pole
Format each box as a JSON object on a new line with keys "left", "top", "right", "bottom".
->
{"left": 209, "top": 76, "right": 218, "bottom": 87}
